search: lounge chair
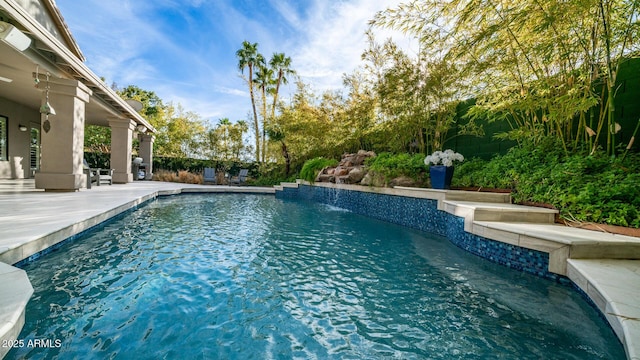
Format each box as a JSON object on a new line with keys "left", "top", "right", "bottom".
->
{"left": 83, "top": 160, "right": 99, "bottom": 189}
{"left": 83, "top": 159, "right": 114, "bottom": 188}
{"left": 97, "top": 168, "right": 114, "bottom": 186}
{"left": 203, "top": 167, "right": 217, "bottom": 184}
{"left": 230, "top": 169, "right": 249, "bottom": 186}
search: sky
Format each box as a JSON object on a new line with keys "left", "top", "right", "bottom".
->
{"left": 54, "top": 0, "right": 416, "bottom": 126}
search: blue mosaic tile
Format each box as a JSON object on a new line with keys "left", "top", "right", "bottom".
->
{"left": 277, "top": 184, "right": 569, "bottom": 283}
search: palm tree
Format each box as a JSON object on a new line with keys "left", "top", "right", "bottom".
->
{"left": 232, "top": 120, "right": 249, "bottom": 160}
{"left": 254, "top": 65, "right": 274, "bottom": 163}
{"left": 217, "top": 118, "right": 232, "bottom": 161}
{"left": 269, "top": 53, "right": 296, "bottom": 121}
{"left": 236, "top": 41, "right": 262, "bottom": 162}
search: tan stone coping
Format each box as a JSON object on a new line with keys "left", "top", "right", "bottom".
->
{"left": 0, "top": 263, "right": 33, "bottom": 360}
{"left": 568, "top": 260, "right": 640, "bottom": 360}
{"left": 288, "top": 181, "right": 512, "bottom": 205}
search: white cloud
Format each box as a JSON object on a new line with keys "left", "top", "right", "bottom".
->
{"left": 281, "top": 0, "right": 416, "bottom": 91}
{"left": 268, "top": 0, "right": 303, "bottom": 29}
{"left": 214, "top": 86, "right": 248, "bottom": 98}
{"left": 56, "top": 0, "right": 415, "bottom": 123}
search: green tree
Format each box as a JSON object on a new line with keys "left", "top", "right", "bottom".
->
{"left": 236, "top": 41, "right": 264, "bottom": 162}
{"left": 372, "top": 0, "right": 640, "bottom": 156}
{"left": 254, "top": 64, "right": 274, "bottom": 164}
{"left": 229, "top": 120, "right": 249, "bottom": 160}
{"left": 84, "top": 125, "right": 111, "bottom": 153}
{"left": 205, "top": 118, "right": 249, "bottom": 161}
{"left": 358, "top": 33, "right": 463, "bottom": 154}
{"left": 265, "top": 125, "right": 291, "bottom": 175}
{"left": 268, "top": 53, "right": 296, "bottom": 121}
{"left": 268, "top": 81, "right": 338, "bottom": 171}
{"left": 162, "top": 103, "right": 207, "bottom": 158}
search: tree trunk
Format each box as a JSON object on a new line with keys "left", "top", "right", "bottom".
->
{"left": 281, "top": 141, "right": 290, "bottom": 175}
{"left": 261, "top": 85, "right": 267, "bottom": 164}
{"left": 249, "top": 64, "right": 260, "bottom": 163}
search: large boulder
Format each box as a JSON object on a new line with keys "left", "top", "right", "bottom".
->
{"left": 334, "top": 167, "right": 350, "bottom": 177}
{"left": 347, "top": 167, "right": 366, "bottom": 183}
{"left": 314, "top": 150, "right": 377, "bottom": 185}
{"left": 361, "top": 171, "right": 386, "bottom": 187}
{"left": 354, "top": 150, "right": 375, "bottom": 166}
{"left": 389, "top": 176, "right": 417, "bottom": 188}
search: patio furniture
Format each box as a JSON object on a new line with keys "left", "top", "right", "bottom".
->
{"left": 230, "top": 169, "right": 249, "bottom": 186}
{"left": 203, "top": 168, "right": 217, "bottom": 184}
{"left": 83, "top": 160, "right": 114, "bottom": 188}
{"left": 83, "top": 161, "right": 99, "bottom": 189}
{"left": 97, "top": 168, "right": 114, "bottom": 185}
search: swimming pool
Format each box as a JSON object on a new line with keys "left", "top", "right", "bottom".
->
{"left": 9, "top": 194, "right": 624, "bottom": 359}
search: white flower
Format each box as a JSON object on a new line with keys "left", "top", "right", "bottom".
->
{"left": 424, "top": 149, "right": 464, "bottom": 167}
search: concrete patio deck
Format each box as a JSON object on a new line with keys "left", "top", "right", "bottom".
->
{"left": 1, "top": 179, "right": 638, "bottom": 359}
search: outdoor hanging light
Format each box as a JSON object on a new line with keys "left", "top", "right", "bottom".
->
{"left": 38, "top": 71, "right": 55, "bottom": 133}
{"left": 39, "top": 72, "right": 56, "bottom": 116}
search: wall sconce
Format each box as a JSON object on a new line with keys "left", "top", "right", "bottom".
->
{"left": 0, "top": 21, "right": 32, "bottom": 51}
{"left": 18, "top": 124, "right": 28, "bottom": 132}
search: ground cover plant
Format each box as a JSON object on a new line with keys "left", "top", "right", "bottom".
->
{"left": 299, "top": 157, "right": 339, "bottom": 182}
{"left": 453, "top": 139, "right": 640, "bottom": 228}
{"left": 364, "top": 152, "right": 427, "bottom": 185}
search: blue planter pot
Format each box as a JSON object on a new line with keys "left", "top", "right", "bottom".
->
{"left": 430, "top": 165, "right": 454, "bottom": 189}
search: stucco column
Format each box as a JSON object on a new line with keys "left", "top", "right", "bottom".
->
{"left": 139, "top": 133, "right": 154, "bottom": 179}
{"left": 35, "top": 79, "right": 91, "bottom": 191}
{"left": 109, "top": 118, "right": 135, "bottom": 183}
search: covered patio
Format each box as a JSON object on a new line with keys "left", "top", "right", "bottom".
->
{"left": 1, "top": 0, "right": 154, "bottom": 190}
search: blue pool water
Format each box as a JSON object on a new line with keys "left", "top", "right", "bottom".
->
{"left": 10, "top": 194, "right": 624, "bottom": 359}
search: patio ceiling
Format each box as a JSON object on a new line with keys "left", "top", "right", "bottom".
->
{"left": 0, "top": 3, "right": 155, "bottom": 131}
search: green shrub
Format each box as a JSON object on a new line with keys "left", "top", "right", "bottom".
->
{"left": 451, "top": 139, "right": 640, "bottom": 228}
{"left": 452, "top": 158, "right": 489, "bottom": 187}
{"left": 365, "top": 152, "right": 427, "bottom": 184}
{"left": 299, "top": 157, "right": 339, "bottom": 182}
{"left": 250, "top": 173, "right": 297, "bottom": 186}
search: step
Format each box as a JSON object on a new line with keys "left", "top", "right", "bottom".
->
{"left": 0, "top": 262, "right": 33, "bottom": 359}
{"left": 443, "top": 200, "right": 558, "bottom": 230}
{"left": 394, "top": 186, "right": 511, "bottom": 204}
{"left": 567, "top": 259, "right": 640, "bottom": 359}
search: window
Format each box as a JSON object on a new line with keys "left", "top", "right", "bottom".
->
{"left": 0, "top": 115, "right": 7, "bottom": 161}
{"left": 30, "top": 126, "right": 40, "bottom": 171}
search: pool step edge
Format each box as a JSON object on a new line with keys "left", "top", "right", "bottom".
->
{"left": 0, "top": 262, "right": 33, "bottom": 360}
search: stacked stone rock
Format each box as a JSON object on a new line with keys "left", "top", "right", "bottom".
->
{"left": 315, "top": 150, "right": 376, "bottom": 184}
